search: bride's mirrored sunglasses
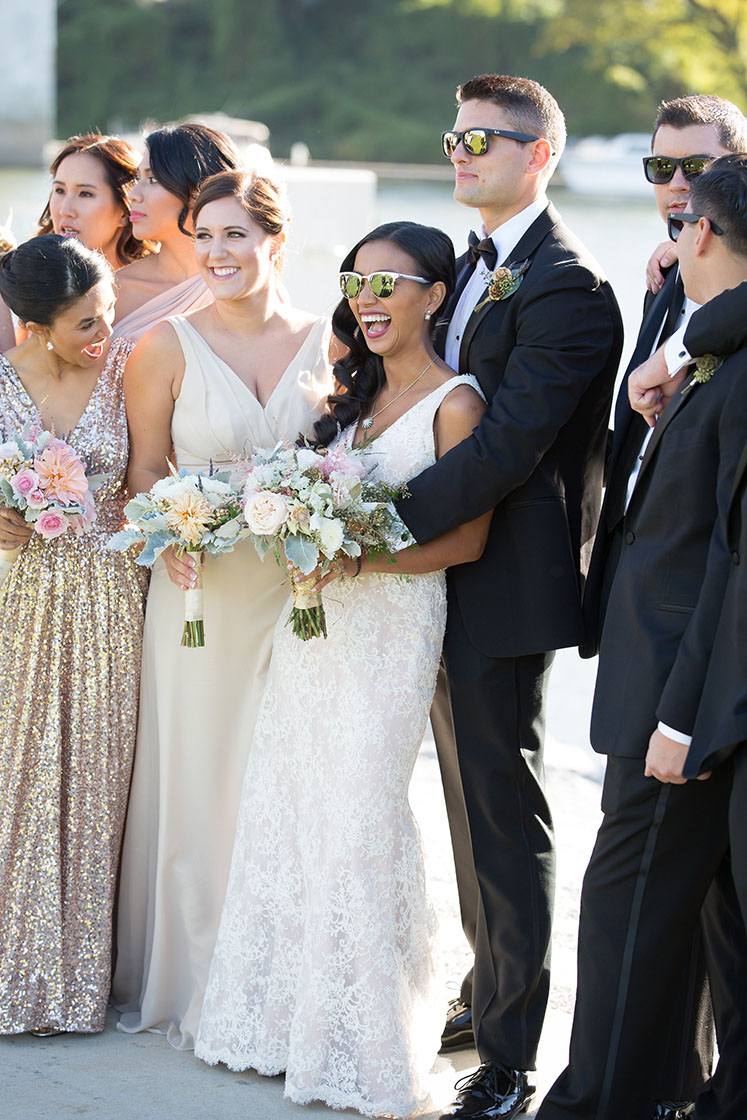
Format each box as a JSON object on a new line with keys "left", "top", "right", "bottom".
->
{"left": 441, "top": 127, "right": 539, "bottom": 158}
{"left": 338, "top": 271, "right": 430, "bottom": 300}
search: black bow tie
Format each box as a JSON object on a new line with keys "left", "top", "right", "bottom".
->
{"left": 468, "top": 230, "right": 497, "bottom": 271}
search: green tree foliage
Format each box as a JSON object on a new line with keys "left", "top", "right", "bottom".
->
{"left": 56, "top": 0, "right": 747, "bottom": 161}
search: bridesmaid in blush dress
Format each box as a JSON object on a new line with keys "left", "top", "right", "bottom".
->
{"left": 37, "top": 132, "right": 151, "bottom": 270}
{"left": 111, "top": 124, "right": 241, "bottom": 342}
{"left": 0, "top": 236, "right": 147, "bottom": 1034}
{"left": 113, "top": 169, "right": 333, "bottom": 1051}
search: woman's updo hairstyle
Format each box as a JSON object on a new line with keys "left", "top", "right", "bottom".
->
{"left": 37, "top": 132, "right": 151, "bottom": 266}
{"left": 312, "top": 220, "right": 456, "bottom": 448}
{"left": 192, "top": 169, "right": 289, "bottom": 268}
{"left": 0, "top": 235, "right": 112, "bottom": 327}
{"left": 145, "top": 123, "right": 242, "bottom": 237}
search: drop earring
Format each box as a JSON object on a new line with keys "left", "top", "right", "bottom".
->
{"left": 46, "top": 340, "right": 54, "bottom": 352}
{"left": 424, "top": 309, "right": 432, "bottom": 321}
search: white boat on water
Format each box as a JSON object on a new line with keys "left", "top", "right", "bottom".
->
{"left": 559, "top": 133, "right": 652, "bottom": 198}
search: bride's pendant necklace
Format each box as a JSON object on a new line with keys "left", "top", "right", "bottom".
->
{"left": 361, "top": 357, "right": 436, "bottom": 430}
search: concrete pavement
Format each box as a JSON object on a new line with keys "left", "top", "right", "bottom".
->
{"left": 0, "top": 649, "right": 603, "bottom": 1119}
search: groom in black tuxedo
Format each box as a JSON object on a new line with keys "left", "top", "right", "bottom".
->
{"left": 395, "top": 74, "right": 623, "bottom": 1119}
{"left": 539, "top": 154, "right": 747, "bottom": 1120}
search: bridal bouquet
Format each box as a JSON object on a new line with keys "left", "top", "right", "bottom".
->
{"left": 107, "top": 464, "right": 251, "bottom": 647}
{"left": 241, "top": 442, "right": 412, "bottom": 640}
{"left": 0, "top": 426, "right": 100, "bottom": 586}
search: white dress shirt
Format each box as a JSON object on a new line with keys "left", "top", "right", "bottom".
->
{"left": 445, "top": 196, "right": 548, "bottom": 372}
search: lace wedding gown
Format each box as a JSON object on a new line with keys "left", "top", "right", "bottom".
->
{"left": 195, "top": 374, "right": 479, "bottom": 1118}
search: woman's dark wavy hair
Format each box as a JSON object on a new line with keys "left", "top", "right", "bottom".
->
{"left": 312, "top": 221, "right": 455, "bottom": 448}
{"left": 145, "top": 123, "right": 241, "bottom": 238}
{"left": 37, "top": 132, "right": 152, "bottom": 266}
{"left": 0, "top": 234, "right": 112, "bottom": 326}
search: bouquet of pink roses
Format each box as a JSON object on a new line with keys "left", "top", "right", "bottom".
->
{"left": 0, "top": 425, "right": 100, "bottom": 587}
{"left": 241, "top": 441, "right": 412, "bottom": 640}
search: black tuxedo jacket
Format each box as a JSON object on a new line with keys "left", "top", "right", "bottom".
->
{"left": 590, "top": 345, "right": 747, "bottom": 758}
{"left": 685, "top": 280, "right": 747, "bottom": 357}
{"left": 682, "top": 441, "right": 747, "bottom": 776}
{"left": 395, "top": 203, "right": 623, "bottom": 658}
{"left": 580, "top": 268, "right": 685, "bottom": 656}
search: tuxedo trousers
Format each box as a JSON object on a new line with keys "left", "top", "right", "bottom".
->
{"left": 441, "top": 604, "right": 556, "bottom": 1070}
{"left": 538, "top": 757, "right": 741, "bottom": 1120}
{"left": 431, "top": 662, "right": 478, "bottom": 1004}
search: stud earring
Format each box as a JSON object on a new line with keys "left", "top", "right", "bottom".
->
{"left": 424, "top": 309, "right": 432, "bottom": 321}
{"left": 46, "top": 340, "right": 54, "bottom": 351}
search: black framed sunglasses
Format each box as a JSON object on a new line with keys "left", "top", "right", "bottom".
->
{"left": 667, "top": 211, "right": 724, "bottom": 242}
{"left": 441, "top": 127, "right": 539, "bottom": 159}
{"left": 642, "top": 155, "right": 710, "bottom": 184}
{"left": 338, "top": 271, "right": 430, "bottom": 300}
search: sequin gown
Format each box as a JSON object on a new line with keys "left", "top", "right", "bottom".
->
{"left": 113, "top": 314, "right": 332, "bottom": 1051}
{"left": 195, "top": 375, "right": 481, "bottom": 1118}
{"left": 0, "top": 338, "right": 148, "bottom": 1034}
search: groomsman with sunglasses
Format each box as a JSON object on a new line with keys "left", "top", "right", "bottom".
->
{"left": 537, "top": 105, "right": 747, "bottom": 1118}
{"left": 395, "top": 74, "right": 623, "bottom": 1119}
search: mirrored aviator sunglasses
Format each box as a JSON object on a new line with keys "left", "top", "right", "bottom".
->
{"left": 338, "top": 271, "right": 430, "bottom": 299}
{"left": 642, "top": 155, "right": 710, "bottom": 184}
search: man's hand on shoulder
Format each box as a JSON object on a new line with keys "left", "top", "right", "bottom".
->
{"left": 645, "top": 239, "right": 678, "bottom": 295}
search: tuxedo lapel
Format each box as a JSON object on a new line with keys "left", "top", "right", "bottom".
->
{"left": 458, "top": 204, "right": 558, "bottom": 369}
{"left": 608, "top": 271, "right": 685, "bottom": 477}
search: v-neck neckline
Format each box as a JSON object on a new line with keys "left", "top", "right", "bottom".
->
{"left": 0, "top": 345, "right": 113, "bottom": 440}
{"left": 177, "top": 316, "right": 319, "bottom": 412}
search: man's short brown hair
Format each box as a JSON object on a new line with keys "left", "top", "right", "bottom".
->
{"left": 457, "top": 74, "right": 567, "bottom": 168}
{"left": 653, "top": 95, "right": 747, "bottom": 152}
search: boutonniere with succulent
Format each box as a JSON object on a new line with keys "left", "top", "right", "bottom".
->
{"left": 681, "top": 353, "right": 723, "bottom": 396}
{"left": 474, "top": 259, "right": 531, "bottom": 314}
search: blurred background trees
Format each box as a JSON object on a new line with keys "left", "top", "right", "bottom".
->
{"left": 56, "top": 0, "right": 747, "bottom": 160}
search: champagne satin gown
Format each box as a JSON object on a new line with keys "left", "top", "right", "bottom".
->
{"left": 113, "top": 314, "right": 332, "bottom": 1050}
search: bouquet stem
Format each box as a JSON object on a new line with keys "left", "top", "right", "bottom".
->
{"left": 288, "top": 580, "right": 327, "bottom": 641}
{"left": 181, "top": 550, "right": 205, "bottom": 648}
{"left": 0, "top": 544, "right": 23, "bottom": 588}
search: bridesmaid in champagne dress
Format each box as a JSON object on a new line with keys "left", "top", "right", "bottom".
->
{"left": 111, "top": 124, "right": 241, "bottom": 342}
{"left": 0, "top": 236, "right": 147, "bottom": 1034}
{"left": 113, "top": 169, "right": 333, "bottom": 1050}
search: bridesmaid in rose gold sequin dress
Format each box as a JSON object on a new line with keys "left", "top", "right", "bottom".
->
{"left": 0, "top": 237, "right": 147, "bottom": 1034}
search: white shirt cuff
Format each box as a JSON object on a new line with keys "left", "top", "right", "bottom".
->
{"left": 664, "top": 327, "right": 691, "bottom": 377}
{"left": 657, "top": 721, "right": 692, "bottom": 747}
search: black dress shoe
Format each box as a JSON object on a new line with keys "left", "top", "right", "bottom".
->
{"left": 651, "top": 1103, "right": 694, "bottom": 1119}
{"left": 439, "top": 1060, "right": 536, "bottom": 1118}
{"left": 440, "top": 998, "right": 475, "bottom": 1052}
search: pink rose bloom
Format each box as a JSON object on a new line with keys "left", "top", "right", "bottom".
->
{"left": 25, "top": 488, "right": 47, "bottom": 510}
{"left": 35, "top": 442, "right": 89, "bottom": 505}
{"left": 245, "top": 491, "right": 289, "bottom": 535}
{"left": 34, "top": 510, "right": 69, "bottom": 540}
{"left": 10, "top": 467, "right": 41, "bottom": 500}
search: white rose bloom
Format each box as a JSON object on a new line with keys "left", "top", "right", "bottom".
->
{"left": 315, "top": 515, "right": 344, "bottom": 557}
{"left": 295, "top": 448, "right": 320, "bottom": 472}
{"left": 245, "top": 490, "right": 290, "bottom": 535}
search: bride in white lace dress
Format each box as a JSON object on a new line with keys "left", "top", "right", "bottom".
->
{"left": 195, "top": 222, "right": 490, "bottom": 1117}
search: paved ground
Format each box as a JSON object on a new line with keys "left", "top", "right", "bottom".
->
{"left": 0, "top": 649, "right": 603, "bottom": 1120}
